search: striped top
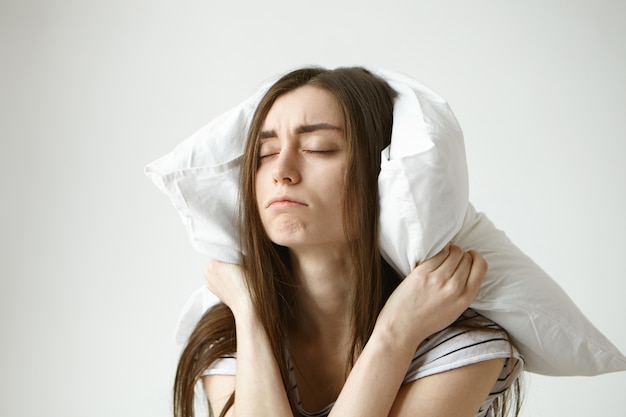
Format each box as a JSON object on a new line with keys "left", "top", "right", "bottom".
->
{"left": 203, "top": 309, "right": 524, "bottom": 417}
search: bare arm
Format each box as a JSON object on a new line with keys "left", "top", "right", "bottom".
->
{"left": 203, "top": 245, "right": 495, "bottom": 417}
{"left": 328, "top": 244, "right": 491, "bottom": 417}
{"left": 203, "top": 374, "right": 234, "bottom": 417}
{"left": 203, "top": 357, "right": 504, "bottom": 417}
{"left": 201, "top": 261, "right": 292, "bottom": 417}
{"left": 203, "top": 317, "right": 291, "bottom": 417}
{"left": 389, "top": 359, "right": 505, "bottom": 417}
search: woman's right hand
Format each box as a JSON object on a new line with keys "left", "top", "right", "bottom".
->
{"left": 375, "top": 243, "right": 487, "bottom": 349}
{"left": 203, "top": 259, "right": 293, "bottom": 417}
{"left": 204, "top": 259, "right": 253, "bottom": 317}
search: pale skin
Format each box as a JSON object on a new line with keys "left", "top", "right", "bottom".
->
{"left": 202, "top": 86, "right": 504, "bottom": 417}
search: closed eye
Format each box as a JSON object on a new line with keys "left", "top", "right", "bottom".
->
{"left": 259, "top": 150, "right": 333, "bottom": 159}
{"left": 259, "top": 152, "right": 279, "bottom": 160}
{"left": 302, "top": 149, "right": 336, "bottom": 154}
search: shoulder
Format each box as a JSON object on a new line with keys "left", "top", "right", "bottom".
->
{"left": 390, "top": 310, "right": 523, "bottom": 417}
{"left": 404, "top": 309, "right": 523, "bottom": 384}
{"left": 390, "top": 357, "right": 506, "bottom": 417}
{"left": 202, "top": 373, "right": 235, "bottom": 417}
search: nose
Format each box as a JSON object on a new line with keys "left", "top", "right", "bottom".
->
{"left": 272, "top": 150, "right": 301, "bottom": 185}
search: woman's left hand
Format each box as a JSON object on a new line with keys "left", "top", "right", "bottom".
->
{"left": 375, "top": 243, "right": 486, "bottom": 349}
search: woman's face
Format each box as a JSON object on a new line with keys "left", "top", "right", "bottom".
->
{"left": 255, "top": 85, "right": 348, "bottom": 253}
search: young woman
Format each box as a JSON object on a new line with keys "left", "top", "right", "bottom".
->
{"left": 174, "top": 67, "right": 523, "bottom": 417}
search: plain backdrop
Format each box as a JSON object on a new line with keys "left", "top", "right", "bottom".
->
{"left": 1, "top": 1, "right": 625, "bottom": 416}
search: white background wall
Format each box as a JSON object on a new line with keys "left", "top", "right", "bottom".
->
{"left": 1, "top": 1, "right": 624, "bottom": 416}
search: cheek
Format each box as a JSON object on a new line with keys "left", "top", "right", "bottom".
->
{"left": 254, "top": 177, "right": 266, "bottom": 213}
{"left": 331, "top": 164, "right": 346, "bottom": 197}
{"left": 324, "top": 166, "right": 346, "bottom": 217}
{"left": 254, "top": 173, "right": 275, "bottom": 232}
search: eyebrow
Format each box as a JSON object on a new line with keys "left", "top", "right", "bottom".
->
{"left": 259, "top": 123, "right": 342, "bottom": 139}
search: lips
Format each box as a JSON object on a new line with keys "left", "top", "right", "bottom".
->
{"left": 265, "top": 196, "right": 307, "bottom": 208}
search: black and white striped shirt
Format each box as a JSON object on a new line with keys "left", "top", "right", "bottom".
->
{"left": 203, "top": 309, "right": 524, "bottom": 417}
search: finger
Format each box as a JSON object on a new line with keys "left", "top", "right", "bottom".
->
{"left": 450, "top": 251, "right": 473, "bottom": 287}
{"left": 204, "top": 259, "right": 214, "bottom": 277}
{"left": 417, "top": 242, "right": 452, "bottom": 272}
{"left": 204, "top": 258, "right": 222, "bottom": 283}
{"left": 433, "top": 243, "right": 466, "bottom": 279}
{"left": 465, "top": 250, "right": 488, "bottom": 295}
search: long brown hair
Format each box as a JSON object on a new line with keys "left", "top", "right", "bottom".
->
{"left": 239, "top": 67, "right": 400, "bottom": 377}
{"left": 173, "top": 67, "right": 521, "bottom": 417}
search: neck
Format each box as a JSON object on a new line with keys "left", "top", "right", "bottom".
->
{"left": 288, "top": 245, "right": 353, "bottom": 343}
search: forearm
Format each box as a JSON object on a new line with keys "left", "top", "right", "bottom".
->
{"left": 327, "top": 244, "right": 486, "bottom": 416}
{"left": 232, "top": 306, "right": 292, "bottom": 417}
{"left": 329, "top": 325, "right": 425, "bottom": 417}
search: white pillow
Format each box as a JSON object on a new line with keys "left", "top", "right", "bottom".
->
{"left": 145, "top": 68, "right": 626, "bottom": 376}
{"left": 456, "top": 203, "right": 626, "bottom": 375}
